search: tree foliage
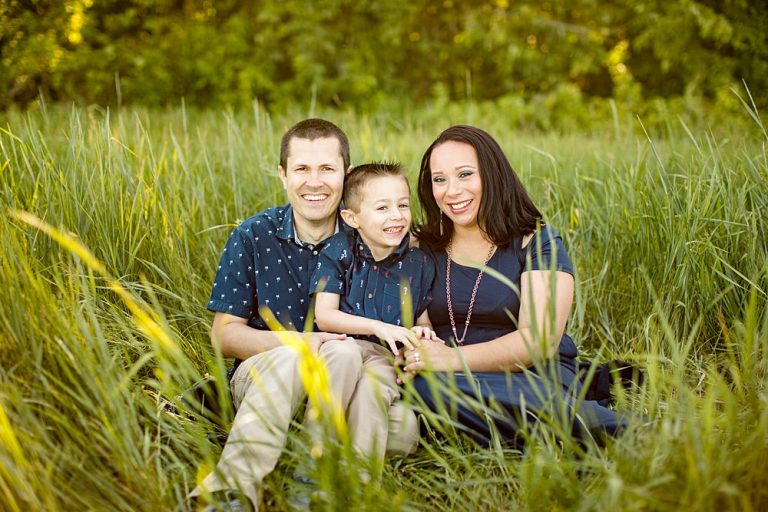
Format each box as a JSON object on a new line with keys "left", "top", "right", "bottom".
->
{"left": 1, "top": 0, "right": 766, "bottom": 111}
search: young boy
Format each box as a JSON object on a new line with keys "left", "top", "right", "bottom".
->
{"left": 312, "top": 162, "right": 437, "bottom": 350}
{"left": 309, "top": 162, "right": 438, "bottom": 463}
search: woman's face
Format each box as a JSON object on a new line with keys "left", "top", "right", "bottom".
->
{"left": 429, "top": 140, "right": 483, "bottom": 230}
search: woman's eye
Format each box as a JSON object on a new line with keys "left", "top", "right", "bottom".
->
{"left": 432, "top": 176, "right": 445, "bottom": 183}
{"left": 459, "top": 171, "right": 473, "bottom": 178}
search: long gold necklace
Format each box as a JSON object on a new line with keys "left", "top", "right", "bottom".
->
{"left": 445, "top": 241, "right": 496, "bottom": 346}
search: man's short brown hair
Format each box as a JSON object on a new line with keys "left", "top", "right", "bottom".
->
{"left": 280, "top": 118, "right": 351, "bottom": 169}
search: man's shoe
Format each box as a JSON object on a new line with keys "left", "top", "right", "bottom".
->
{"left": 286, "top": 476, "right": 319, "bottom": 510}
{"left": 201, "top": 490, "right": 250, "bottom": 512}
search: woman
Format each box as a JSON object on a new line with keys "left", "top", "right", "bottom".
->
{"left": 401, "top": 125, "right": 625, "bottom": 447}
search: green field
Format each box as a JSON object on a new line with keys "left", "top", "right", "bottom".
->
{"left": 1, "top": 103, "right": 766, "bottom": 511}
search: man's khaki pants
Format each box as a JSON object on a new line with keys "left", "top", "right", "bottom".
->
{"left": 190, "top": 339, "right": 419, "bottom": 507}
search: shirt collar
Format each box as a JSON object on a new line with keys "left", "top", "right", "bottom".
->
{"left": 354, "top": 232, "right": 411, "bottom": 264}
{"left": 276, "top": 205, "right": 295, "bottom": 241}
{"left": 276, "top": 204, "right": 343, "bottom": 246}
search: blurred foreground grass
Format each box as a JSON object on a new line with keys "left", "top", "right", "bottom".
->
{"left": 0, "top": 102, "right": 766, "bottom": 510}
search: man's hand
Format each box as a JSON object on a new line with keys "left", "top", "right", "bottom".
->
{"left": 373, "top": 322, "right": 419, "bottom": 355}
{"left": 306, "top": 332, "right": 348, "bottom": 355}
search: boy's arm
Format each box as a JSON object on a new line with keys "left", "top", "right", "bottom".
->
{"left": 410, "top": 251, "right": 441, "bottom": 342}
{"left": 314, "top": 292, "right": 418, "bottom": 354}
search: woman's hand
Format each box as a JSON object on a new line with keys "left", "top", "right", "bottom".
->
{"left": 410, "top": 325, "right": 442, "bottom": 343}
{"left": 398, "top": 340, "right": 458, "bottom": 380}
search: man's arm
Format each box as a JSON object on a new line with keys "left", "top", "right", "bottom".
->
{"left": 211, "top": 312, "right": 284, "bottom": 360}
{"left": 211, "top": 312, "right": 347, "bottom": 359}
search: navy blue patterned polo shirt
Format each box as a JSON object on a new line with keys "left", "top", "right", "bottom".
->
{"left": 309, "top": 231, "right": 436, "bottom": 341}
{"left": 208, "top": 204, "right": 346, "bottom": 332}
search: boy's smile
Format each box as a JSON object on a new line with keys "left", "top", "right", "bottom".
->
{"left": 342, "top": 175, "right": 412, "bottom": 261}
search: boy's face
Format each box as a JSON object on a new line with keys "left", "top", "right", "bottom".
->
{"left": 342, "top": 175, "right": 412, "bottom": 258}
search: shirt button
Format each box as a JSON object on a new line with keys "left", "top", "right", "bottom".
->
{"left": 373, "top": 265, "right": 377, "bottom": 271}
{"left": 312, "top": 250, "right": 318, "bottom": 255}
{"left": 367, "top": 293, "right": 373, "bottom": 299}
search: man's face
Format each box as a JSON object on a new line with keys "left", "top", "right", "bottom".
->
{"left": 279, "top": 137, "right": 346, "bottom": 227}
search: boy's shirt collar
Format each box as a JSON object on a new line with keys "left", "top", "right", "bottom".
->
{"left": 354, "top": 232, "right": 411, "bottom": 264}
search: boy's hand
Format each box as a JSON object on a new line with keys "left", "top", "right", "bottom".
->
{"left": 373, "top": 322, "right": 419, "bottom": 355}
{"left": 410, "top": 326, "right": 443, "bottom": 343}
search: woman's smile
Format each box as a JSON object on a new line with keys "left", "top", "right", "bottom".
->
{"left": 447, "top": 198, "right": 473, "bottom": 213}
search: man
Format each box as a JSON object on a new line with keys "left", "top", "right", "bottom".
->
{"left": 191, "top": 119, "right": 419, "bottom": 510}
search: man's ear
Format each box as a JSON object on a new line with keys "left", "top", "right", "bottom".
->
{"left": 345, "top": 165, "right": 354, "bottom": 175}
{"left": 277, "top": 165, "right": 287, "bottom": 189}
{"left": 340, "top": 209, "right": 359, "bottom": 228}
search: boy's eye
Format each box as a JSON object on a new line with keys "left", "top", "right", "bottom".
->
{"left": 377, "top": 206, "right": 387, "bottom": 211}
{"left": 399, "top": 203, "right": 409, "bottom": 209}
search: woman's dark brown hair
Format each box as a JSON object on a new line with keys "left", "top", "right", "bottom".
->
{"left": 414, "top": 125, "right": 542, "bottom": 250}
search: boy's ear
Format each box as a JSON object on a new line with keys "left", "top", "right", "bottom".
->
{"left": 340, "top": 209, "right": 358, "bottom": 228}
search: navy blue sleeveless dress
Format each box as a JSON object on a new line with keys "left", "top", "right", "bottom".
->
{"left": 414, "top": 226, "right": 625, "bottom": 447}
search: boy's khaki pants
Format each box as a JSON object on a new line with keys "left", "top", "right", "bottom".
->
{"left": 190, "top": 339, "right": 418, "bottom": 507}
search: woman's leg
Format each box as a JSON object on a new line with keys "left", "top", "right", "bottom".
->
{"left": 411, "top": 372, "right": 530, "bottom": 447}
{"left": 412, "top": 365, "right": 627, "bottom": 447}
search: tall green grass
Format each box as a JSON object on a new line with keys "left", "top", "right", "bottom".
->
{"left": 0, "top": 101, "right": 766, "bottom": 510}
